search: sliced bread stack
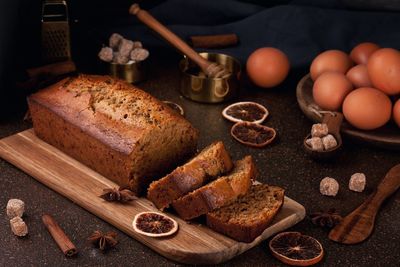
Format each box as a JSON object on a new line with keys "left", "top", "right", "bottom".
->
{"left": 172, "top": 156, "right": 254, "bottom": 220}
{"left": 146, "top": 141, "right": 284, "bottom": 243}
{"left": 147, "top": 141, "right": 233, "bottom": 210}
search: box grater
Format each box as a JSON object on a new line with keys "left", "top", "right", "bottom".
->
{"left": 41, "top": 0, "right": 71, "bottom": 63}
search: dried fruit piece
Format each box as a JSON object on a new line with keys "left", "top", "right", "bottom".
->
{"left": 231, "top": 122, "right": 276, "bottom": 148}
{"left": 133, "top": 212, "right": 178, "bottom": 237}
{"left": 222, "top": 102, "right": 269, "bottom": 124}
{"left": 163, "top": 101, "right": 184, "bottom": 116}
{"left": 269, "top": 232, "right": 324, "bottom": 266}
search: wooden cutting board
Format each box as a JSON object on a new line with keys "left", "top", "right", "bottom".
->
{"left": 0, "top": 129, "right": 305, "bottom": 264}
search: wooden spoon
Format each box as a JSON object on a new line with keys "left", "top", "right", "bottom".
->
{"left": 129, "top": 4, "right": 230, "bottom": 78}
{"left": 304, "top": 112, "right": 343, "bottom": 160}
{"left": 329, "top": 164, "right": 400, "bottom": 244}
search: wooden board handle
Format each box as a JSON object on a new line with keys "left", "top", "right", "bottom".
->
{"left": 129, "top": 4, "right": 210, "bottom": 71}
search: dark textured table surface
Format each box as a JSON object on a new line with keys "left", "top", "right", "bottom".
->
{"left": 1, "top": 53, "right": 399, "bottom": 267}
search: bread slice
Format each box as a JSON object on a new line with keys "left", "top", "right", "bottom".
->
{"left": 206, "top": 184, "right": 284, "bottom": 243}
{"left": 172, "top": 156, "right": 255, "bottom": 220}
{"left": 147, "top": 141, "right": 233, "bottom": 210}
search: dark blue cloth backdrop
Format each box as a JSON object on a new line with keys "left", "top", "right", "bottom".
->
{"left": 100, "top": 0, "right": 400, "bottom": 68}
{"left": 1, "top": 0, "right": 400, "bottom": 119}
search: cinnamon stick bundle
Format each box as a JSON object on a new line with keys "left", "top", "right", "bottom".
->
{"left": 42, "top": 214, "right": 78, "bottom": 257}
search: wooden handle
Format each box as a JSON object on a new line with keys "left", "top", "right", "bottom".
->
{"left": 322, "top": 112, "right": 343, "bottom": 138}
{"left": 129, "top": 4, "right": 210, "bottom": 71}
{"left": 375, "top": 164, "right": 400, "bottom": 202}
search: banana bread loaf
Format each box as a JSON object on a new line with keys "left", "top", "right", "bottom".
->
{"left": 172, "top": 156, "right": 255, "bottom": 220}
{"left": 28, "top": 74, "right": 198, "bottom": 194}
{"left": 206, "top": 184, "right": 284, "bottom": 243}
{"left": 147, "top": 141, "right": 233, "bottom": 210}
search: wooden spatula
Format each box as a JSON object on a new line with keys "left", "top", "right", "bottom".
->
{"left": 329, "top": 164, "right": 400, "bottom": 244}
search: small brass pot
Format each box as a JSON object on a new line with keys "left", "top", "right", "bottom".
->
{"left": 179, "top": 53, "right": 241, "bottom": 103}
{"left": 109, "top": 60, "right": 147, "bottom": 84}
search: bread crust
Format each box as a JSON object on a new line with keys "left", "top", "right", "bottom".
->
{"left": 28, "top": 75, "right": 198, "bottom": 194}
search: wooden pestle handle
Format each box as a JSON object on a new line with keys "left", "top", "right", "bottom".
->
{"left": 129, "top": 4, "right": 211, "bottom": 71}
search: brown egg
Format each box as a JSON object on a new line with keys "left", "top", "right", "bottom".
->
{"left": 343, "top": 87, "right": 392, "bottom": 130}
{"left": 246, "top": 47, "right": 290, "bottom": 88}
{"left": 346, "top": 64, "right": 372, "bottom": 88}
{"left": 313, "top": 72, "right": 353, "bottom": 111}
{"left": 350, "top": 42, "right": 380, "bottom": 64}
{"left": 310, "top": 50, "right": 353, "bottom": 80}
{"left": 367, "top": 48, "right": 400, "bottom": 95}
{"left": 393, "top": 99, "right": 400, "bottom": 128}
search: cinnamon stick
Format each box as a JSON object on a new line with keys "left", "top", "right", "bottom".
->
{"left": 189, "top": 34, "right": 238, "bottom": 49}
{"left": 27, "top": 60, "right": 76, "bottom": 79}
{"left": 42, "top": 214, "right": 78, "bottom": 257}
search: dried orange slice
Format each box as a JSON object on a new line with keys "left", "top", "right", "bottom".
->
{"left": 222, "top": 101, "right": 268, "bottom": 124}
{"left": 132, "top": 212, "right": 178, "bottom": 237}
{"left": 231, "top": 122, "right": 276, "bottom": 147}
{"left": 163, "top": 101, "right": 184, "bottom": 116}
{"left": 269, "top": 232, "right": 324, "bottom": 266}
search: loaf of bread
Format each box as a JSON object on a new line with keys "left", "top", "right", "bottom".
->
{"left": 172, "top": 156, "right": 255, "bottom": 220}
{"left": 206, "top": 184, "right": 284, "bottom": 243}
{"left": 28, "top": 74, "right": 199, "bottom": 194}
{"left": 147, "top": 141, "right": 233, "bottom": 210}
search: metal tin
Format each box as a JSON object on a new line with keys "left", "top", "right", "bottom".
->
{"left": 179, "top": 53, "right": 241, "bottom": 103}
{"left": 109, "top": 60, "right": 147, "bottom": 84}
{"left": 41, "top": 0, "right": 71, "bottom": 63}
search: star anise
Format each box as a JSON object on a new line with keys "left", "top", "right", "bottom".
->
{"left": 88, "top": 230, "right": 118, "bottom": 252}
{"left": 99, "top": 187, "right": 138, "bottom": 203}
{"left": 310, "top": 208, "right": 343, "bottom": 228}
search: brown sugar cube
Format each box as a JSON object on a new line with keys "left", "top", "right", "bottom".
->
{"left": 320, "top": 177, "right": 339, "bottom": 196}
{"left": 109, "top": 33, "right": 123, "bottom": 50}
{"left": 7, "top": 199, "right": 25, "bottom": 218}
{"left": 132, "top": 41, "right": 143, "bottom": 49}
{"left": 130, "top": 48, "right": 149, "bottom": 62}
{"left": 306, "top": 137, "right": 324, "bottom": 151}
{"left": 311, "top": 123, "right": 329, "bottom": 137}
{"left": 349, "top": 173, "right": 366, "bottom": 192}
{"left": 118, "top": 39, "right": 134, "bottom": 57}
{"left": 113, "top": 52, "right": 129, "bottom": 64}
{"left": 322, "top": 134, "right": 337, "bottom": 150}
{"left": 10, "top": 217, "right": 28, "bottom": 237}
{"left": 98, "top": 47, "right": 114, "bottom": 62}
